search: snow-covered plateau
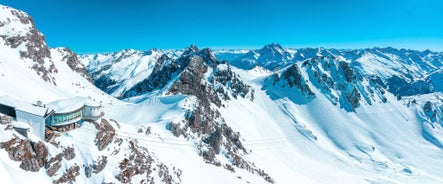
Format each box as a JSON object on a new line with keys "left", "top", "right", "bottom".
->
{"left": 1, "top": 4, "right": 443, "bottom": 184}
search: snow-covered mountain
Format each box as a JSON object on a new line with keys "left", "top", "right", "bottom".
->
{"left": 79, "top": 49, "right": 183, "bottom": 97}
{"left": 231, "top": 43, "right": 296, "bottom": 70}
{"left": 3, "top": 4, "right": 443, "bottom": 184}
{"left": 0, "top": 5, "right": 271, "bottom": 184}
{"left": 212, "top": 48, "right": 250, "bottom": 62}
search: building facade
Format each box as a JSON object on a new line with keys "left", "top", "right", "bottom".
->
{"left": 0, "top": 96, "right": 104, "bottom": 139}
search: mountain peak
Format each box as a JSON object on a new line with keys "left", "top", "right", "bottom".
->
{"left": 188, "top": 44, "right": 199, "bottom": 52}
{"left": 262, "top": 43, "right": 284, "bottom": 51}
{"left": 183, "top": 44, "right": 199, "bottom": 55}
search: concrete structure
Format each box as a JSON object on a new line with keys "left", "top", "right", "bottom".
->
{"left": 0, "top": 96, "right": 104, "bottom": 139}
{"left": 0, "top": 97, "right": 53, "bottom": 139}
{"left": 12, "top": 121, "right": 31, "bottom": 138}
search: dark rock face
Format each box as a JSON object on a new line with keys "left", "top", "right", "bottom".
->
{"left": 212, "top": 64, "right": 254, "bottom": 100}
{"left": 44, "top": 146, "right": 77, "bottom": 177}
{"left": 46, "top": 159, "right": 62, "bottom": 177}
{"left": 385, "top": 75, "right": 434, "bottom": 98}
{"left": 266, "top": 56, "right": 387, "bottom": 111}
{"left": 301, "top": 57, "right": 381, "bottom": 111}
{"left": 116, "top": 141, "right": 181, "bottom": 184}
{"left": 93, "top": 156, "right": 107, "bottom": 174}
{"left": 62, "top": 147, "right": 76, "bottom": 160}
{"left": 0, "top": 138, "right": 47, "bottom": 172}
{"left": 0, "top": 8, "right": 56, "bottom": 84}
{"left": 91, "top": 119, "right": 116, "bottom": 151}
{"left": 339, "top": 61, "right": 356, "bottom": 83}
{"left": 123, "top": 54, "right": 180, "bottom": 98}
{"left": 281, "top": 64, "right": 315, "bottom": 97}
{"left": 60, "top": 48, "right": 93, "bottom": 82}
{"left": 1, "top": 7, "right": 92, "bottom": 85}
{"left": 53, "top": 165, "right": 80, "bottom": 184}
{"left": 423, "top": 101, "right": 441, "bottom": 124}
{"left": 165, "top": 49, "right": 271, "bottom": 182}
{"left": 85, "top": 155, "right": 108, "bottom": 178}
{"left": 233, "top": 43, "right": 293, "bottom": 70}
{"left": 123, "top": 45, "right": 269, "bottom": 182}
{"left": 0, "top": 137, "right": 78, "bottom": 179}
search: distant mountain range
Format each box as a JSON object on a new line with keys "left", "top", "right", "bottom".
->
{"left": 81, "top": 43, "right": 443, "bottom": 99}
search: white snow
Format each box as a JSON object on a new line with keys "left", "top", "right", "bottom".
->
{"left": 2, "top": 4, "right": 443, "bottom": 183}
{"left": 0, "top": 96, "right": 48, "bottom": 116}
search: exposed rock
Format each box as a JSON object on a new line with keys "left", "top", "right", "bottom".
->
{"left": 62, "top": 147, "right": 75, "bottom": 160}
{"left": 45, "top": 147, "right": 77, "bottom": 177}
{"left": 0, "top": 7, "right": 55, "bottom": 84}
{"left": 84, "top": 165, "right": 92, "bottom": 178}
{"left": 116, "top": 140, "right": 181, "bottom": 184}
{"left": 117, "top": 141, "right": 154, "bottom": 183}
{"left": 20, "top": 158, "right": 40, "bottom": 172}
{"left": 60, "top": 48, "right": 93, "bottom": 82}
{"left": 83, "top": 155, "right": 107, "bottom": 179}
{"left": 32, "top": 141, "right": 49, "bottom": 167}
{"left": 123, "top": 54, "right": 177, "bottom": 98}
{"left": 0, "top": 115, "right": 13, "bottom": 124}
{"left": 92, "top": 119, "right": 116, "bottom": 151}
{"left": 0, "top": 138, "right": 42, "bottom": 172}
{"left": 118, "top": 46, "right": 268, "bottom": 182}
{"left": 346, "top": 86, "right": 362, "bottom": 109}
{"left": 212, "top": 64, "right": 254, "bottom": 100}
{"left": 53, "top": 165, "right": 80, "bottom": 184}
{"left": 339, "top": 61, "right": 355, "bottom": 82}
{"left": 282, "top": 64, "right": 315, "bottom": 97}
{"left": 47, "top": 160, "right": 62, "bottom": 177}
{"left": 299, "top": 56, "right": 384, "bottom": 111}
{"left": 93, "top": 155, "right": 107, "bottom": 174}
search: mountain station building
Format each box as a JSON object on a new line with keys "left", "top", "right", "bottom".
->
{"left": 0, "top": 96, "right": 104, "bottom": 140}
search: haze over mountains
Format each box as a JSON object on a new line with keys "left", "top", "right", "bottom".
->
{"left": 1, "top": 4, "right": 443, "bottom": 184}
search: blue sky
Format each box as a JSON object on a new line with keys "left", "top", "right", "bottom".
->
{"left": 1, "top": 0, "right": 442, "bottom": 53}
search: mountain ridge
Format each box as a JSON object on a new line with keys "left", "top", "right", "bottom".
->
{"left": 2, "top": 3, "right": 443, "bottom": 184}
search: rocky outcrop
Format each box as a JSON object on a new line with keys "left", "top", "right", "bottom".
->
{"left": 59, "top": 48, "right": 93, "bottom": 82}
{"left": 167, "top": 62, "right": 271, "bottom": 182}
{"left": 92, "top": 119, "right": 116, "bottom": 151}
{"left": 212, "top": 63, "right": 254, "bottom": 100}
{"left": 232, "top": 43, "right": 293, "bottom": 70}
{"left": 123, "top": 54, "right": 180, "bottom": 98}
{"left": 281, "top": 64, "right": 315, "bottom": 98}
{"left": 0, "top": 136, "right": 76, "bottom": 177}
{"left": 0, "top": 138, "right": 48, "bottom": 172}
{"left": 93, "top": 155, "right": 107, "bottom": 174}
{"left": 0, "top": 115, "right": 13, "bottom": 124}
{"left": 126, "top": 45, "right": 269, "bottom": 182}
{"left": 53, "top": 165, "right": 80, "bottom": 184}
{"left": 299, "top": 56, "right": 387, "bottom": 111}
{"left": 44, "top": 146, "right": 76, "bottom": 177}
{"left": 116, "top": 140, "right": 182, "bottom": 184}
{"left": 0, "top": 7, "right": 56, "bottom": 84}
{"left": 422, "top": 101, "right": 442, "bottom": 125}
{"left": 85, "top": 155, "right": 108, "bottom": 178}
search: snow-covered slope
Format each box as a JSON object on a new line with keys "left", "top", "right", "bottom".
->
{"left": 79, "top": 49, "right": 183, "bottom": 97}
{"left": 229, "top": 45, "right": 443, "bottom": 79}
{"left": 79, "top": 45, "right": 443, "bottom": 184}
{"left": 3, "top": 3, "right": 443, "bottom": 184}
{"left": 231, "top": 43, "right": 296, "bottom": 70}
{"left": 212, "top": 48, "right": 250, "bottom": 62}
{"left": 0, "top": 5, "right": 271, "bottom": 184}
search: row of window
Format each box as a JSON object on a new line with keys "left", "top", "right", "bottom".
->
{"left": 53, "top": 111, "right": 81, "bottom": 123}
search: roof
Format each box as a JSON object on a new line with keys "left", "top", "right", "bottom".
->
{"left": 0, "top": 96, "right": 49, "bottom": 117}
{"left": 12, "top": 121, "right": 31, "bottom": 129}
{"left": 47, "top": 96, "right": 100, "bottom": 113}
